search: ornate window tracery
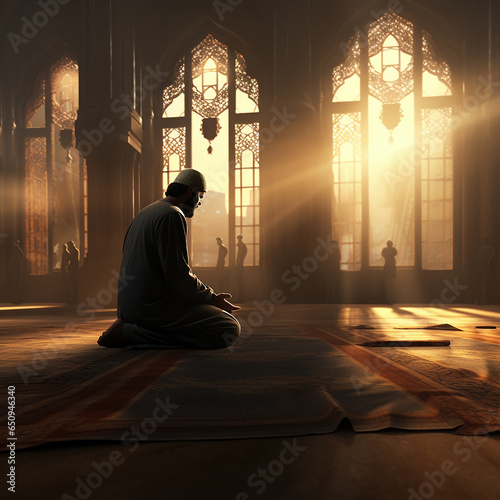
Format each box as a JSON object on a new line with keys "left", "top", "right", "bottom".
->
{"left": 331, "top": 12, "right": 453, "bottom": 271}
{"left": 332, "top": 113, "right": 362, "bottom": 271}
{"left": 24, "top": 54, "right": 87, "bottom": 275}
{"left": 161, "top": 34, "right": 260, "bottom": 267}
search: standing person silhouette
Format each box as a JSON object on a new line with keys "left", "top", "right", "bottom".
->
{"left": 66, "top": 241, "right": 80, "bottom": 303}
{"left": 215, "top": 237, "right": 228, "bottom": 291}
{"left": 61, "top": 243, "right": 71, "bottom": 300}
{"left": 381, "top": 240, "right": 397, "bottom": 304}
{"left": 61, "top": 243, "right": 70, "bottom": 273}
{"left": 235, "top": 235, "right": 247, "bottom": 301}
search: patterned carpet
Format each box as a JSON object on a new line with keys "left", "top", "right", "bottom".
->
{"left": 3, "top": 306, "right": 500, "bottom": 450}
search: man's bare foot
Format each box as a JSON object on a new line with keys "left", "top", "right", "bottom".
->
{"left": 97, "top": 319, "right": 124, "bottom": 347}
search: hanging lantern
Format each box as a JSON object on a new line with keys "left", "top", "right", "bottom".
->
{"left": 201, "top": 117, "right": 221, "bottom": 154}
{"left": 379, "top": 103, "right": 403, "bottom": 144}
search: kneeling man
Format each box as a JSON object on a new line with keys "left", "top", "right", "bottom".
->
{"left": 98, "top": 169, "right": 240, "bottom": 349}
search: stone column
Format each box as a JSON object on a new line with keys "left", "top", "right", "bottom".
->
{"left": 0, "top": 84, "right": 23, "bottom": 302}
{"left": 460, "top": 3, "right": 489, "bottom": 302}
{"left": 75, "top": 0, "right": 143, "bottom": 297}
{"left": 265, "top": 0, "right": 326, "bottom": 302}
{"left": 481, "top": 0, "right": 500, "bottom": 302}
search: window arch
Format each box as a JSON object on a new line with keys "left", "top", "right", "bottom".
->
{"left": 160, "top": 34, "right": 260, "bottom": 267}
{"left": 24, "top": 54, "right": 87, "bottom": 275}
{"left": 331, "top": 12, "right": 453, "bottom": 271}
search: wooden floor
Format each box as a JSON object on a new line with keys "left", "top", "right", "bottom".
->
{"left": 1, "top": 303, "right": 500, "bottom": 500}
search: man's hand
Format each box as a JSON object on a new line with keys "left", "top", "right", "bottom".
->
{"left": 211, "top": 293, "right": 241, "bottom": 313}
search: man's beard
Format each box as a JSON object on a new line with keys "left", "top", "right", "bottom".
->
{"left": 180, "top": 193, "right": 198, "bottom": 218}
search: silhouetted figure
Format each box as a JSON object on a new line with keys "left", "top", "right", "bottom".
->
{"left": 61, "top": 243, "right": 71, "bottom": 299}
{"left": 331, "top": 239, "right": 341, "bottom": 302}
{"left": 98, "top": 169, "right": 240, "bottom": 349}
{"left": 61, "top": 243, "right": 70, "bottom": 272}
{"left": 235, "top": 235, "right": 247, "bottom": 300}
{"left": 215, "top": 237, "right": 227, "bottom": 291}
{"left": 476, "top": 237, "right": 495, "bottom": 304}
{"left": 11, "top": 239, "right": 25, "bottom": 304}
{"left": 66, "top": 240, "right": 79, "bottom": 303}
{"left": 381, "top": 240, "right": 397, "bottom": 304}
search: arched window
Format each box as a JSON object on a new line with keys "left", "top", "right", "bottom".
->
{"left": 331, "top": 12, "right": 453, "bottom": 271}
{"left": 24, "top": 54, "right": 87, "bottom": 274}
{"left": 161, "top": 34, "right": 260, "bottom": 267}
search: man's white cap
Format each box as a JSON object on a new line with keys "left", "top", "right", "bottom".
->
{"left": 173, "top": 169, "right": 207, "bottom": 192}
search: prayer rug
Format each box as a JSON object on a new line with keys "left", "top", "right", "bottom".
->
{"left": 5, "top": 324, "right": 500, "bottom": 449}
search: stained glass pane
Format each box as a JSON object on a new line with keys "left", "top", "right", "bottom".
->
{"left": 51, "top": 55, "right": 79, "bottom": 128}
{"left": 423, "top": 71, "right": 452, "bottom": 97}
{"left": 163, "top": 58, "right": 185, "bottom": 118}
{"left": 421, "top": 107, "right": 453, "bottom": 270}
{"left": 26, "top": 78, "right": 45, "bottom": 128}
{"left": 332, "top": 113, "right": 362, "bottom": 271}
{"left": 333, "top": 34, "right": 361, "bottom": 102}
{"left": 235, "top": 122, "right": 259, "bottom": 266}
{"left": 25, "top": 137, "right": 48, "bottom": 275}
{"left": 235, "top": 52, "right": 259, "bottom": 113}
{"left": 162, "top": 128, "right": 186, "bottom": 192}
{"left": 333, "top": 73, "right": 360, "bottom": 102}
{"left": 242, "top": 165, "right": 253, "bottom": 186}
{"left": 368, "top": 14, "right": 414, "bottom": 103}
{"left": 192, "top": 35, "right": 228, "bottom": 118}
{"left": 368, "top": 12, "right": 414, "bottom": 57}
{"left": 422, "top": 33, "right": 452, "bottom": 97}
